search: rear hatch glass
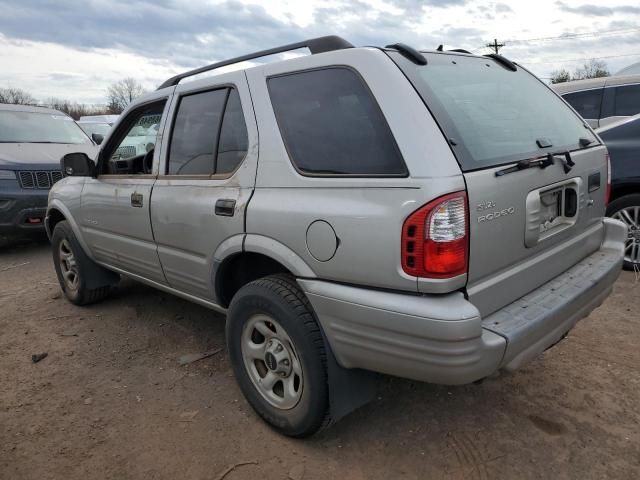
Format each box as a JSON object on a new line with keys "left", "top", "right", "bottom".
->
{"left": 389, "top": 51, "right": 607, "bottom": 316}
{"left": 389, "top": 51, "right": 597, "bottom": 171}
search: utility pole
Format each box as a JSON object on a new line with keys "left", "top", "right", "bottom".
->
{"left": 486, "top": 38, "right": 505, "bottom": 54}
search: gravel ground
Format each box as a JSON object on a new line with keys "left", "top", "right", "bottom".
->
{"left": 1, "top": 236, "right": 639, "bottom": 480}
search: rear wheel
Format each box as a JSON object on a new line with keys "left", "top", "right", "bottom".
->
{"left": 607, "top": 194, "right": 640, "bottom": 270}
{"left": 51, "top": 221, "right": 113, "bottom": 305}
{"left": 226, "top": 274, "right": 329, "bottom": 437}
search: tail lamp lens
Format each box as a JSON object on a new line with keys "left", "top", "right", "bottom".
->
{"left": 402, "top": 192, "right": 468, "bottom": 279}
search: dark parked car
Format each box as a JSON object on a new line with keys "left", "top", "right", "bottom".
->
{"left": 598, "top": 114, "right": 640, "bottom": 269}
{"left": 0, "top": 104, "right": 96, "bottom": 236}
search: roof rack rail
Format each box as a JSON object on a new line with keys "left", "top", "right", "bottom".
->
{"left": 483, "top": 53, "right": 517, "bottom": 71}
{"left": 157, "top": 35, "right": 354, "bottom": 90}
{"left": 386, "top": 43, "right": 427, "bottom": 65}
{"left": 449, "top": 49, "right": 472, "bottom": 54}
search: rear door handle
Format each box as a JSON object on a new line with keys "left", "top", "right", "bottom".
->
{"left": 215, "top": 198, "right": 236, "bottom": 217}
{"left": 131, "top": 192, "right": 143, "bottom": 208}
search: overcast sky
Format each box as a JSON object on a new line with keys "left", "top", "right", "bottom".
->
{"left": 1, "top": 0, "right": 639, "bottom": 104}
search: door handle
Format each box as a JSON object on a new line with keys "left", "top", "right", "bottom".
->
{"left": 131, "top": 192, "right": 144, "bottom": 208}
{"left": 215, "top": 198, "right": 236, "bottom": 217}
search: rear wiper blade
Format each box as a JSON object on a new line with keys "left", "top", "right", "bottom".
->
{"left": 495, "top": 152, "right": 575, "bottom": 177}
{"left": 495, "top": 155, "right": 555, "bottom": 177}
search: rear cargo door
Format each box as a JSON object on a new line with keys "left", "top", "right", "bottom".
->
{"left": 464, "top": 146, "right": 608, "bottom": 316}
{"left": 387, "top": 50, "right": 607, "bottom": 316}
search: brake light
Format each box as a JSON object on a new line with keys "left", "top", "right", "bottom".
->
{"left": 605, "top": 153, "right": 611, "bottom": 207}
{"left": 401, "top": 191, "right": 469, "bottom": 278}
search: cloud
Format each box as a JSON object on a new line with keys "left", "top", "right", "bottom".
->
{"left": 0, "top": 0, "right": 302, "bottom": 68}
{"left": 495, "top": 3, "right": 513, "bottom": 14}
{"left": 2, "top": 0, "right": 640, "bottom": 102}
{"left": 556, "top": 1, "right": 640, "bottom": 17}
{"left": 388, "top": 0, "right": 468, "bottom": 9}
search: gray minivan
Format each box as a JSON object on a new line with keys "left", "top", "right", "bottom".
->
{"left": 553, "top": 74, "right": 640, "bottom": 128}
{"left": 47, "top": 37, "right": 625, "bottom": 436}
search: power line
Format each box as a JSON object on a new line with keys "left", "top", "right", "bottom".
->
{"left": 523, "top": 52, "right": 640, "bottom": 65}
{"left": 504, "top": 27, "right": 640, "bottom": 45}
{"left": 477, "top": 27, "right": 640, "bottom": 50}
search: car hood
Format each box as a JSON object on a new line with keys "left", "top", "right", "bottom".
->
{"left": 0, "top": 143, "right": 97, "bottom": 168}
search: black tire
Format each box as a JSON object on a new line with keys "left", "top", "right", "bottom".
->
{"left": 226, "top": 274, "right": 329, "bottom": 437}
{"left": 606, "top": 194, "right": 640, "bottom": 271}
{"left": 51, "top": 220, "right": 113, "bottom": 305}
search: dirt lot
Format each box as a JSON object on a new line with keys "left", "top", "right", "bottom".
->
{"left": 1, "top": 236, "right": 639, "bottom": 480}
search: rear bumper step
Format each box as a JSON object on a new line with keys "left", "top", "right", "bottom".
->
{"left": 299, "top": 218, "right": 626, "bottom": 385}
{"left": 484, "top": 217, "right": 626, "bottom": 371}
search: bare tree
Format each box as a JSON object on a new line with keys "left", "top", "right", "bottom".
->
{"left": 0, "top": 87, "right": 36, "bottom": 105}
{"left": 573, "top": 59, "right": 609, "bottom": 80}
{"left": 106, "top": 78, "right": 147, "bottom": 114}
{"left": 550, "top": 68, "right": 571, "bottom": 84}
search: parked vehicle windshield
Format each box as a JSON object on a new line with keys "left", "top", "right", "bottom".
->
{"left": 78, "top": 122, "right": 111, "bottom": 137}
{"left": 390, "top": 52, "right": 597, "bottom": 171}
{"left": 0, "top": 110, "right": 91, "bottom": 144}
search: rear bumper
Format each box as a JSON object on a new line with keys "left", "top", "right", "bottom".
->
{"left": 0, "top": 187, "right": 49, "bottom": 234}
{"left": 299, "top": 218, "right": 626, "bottom": 385}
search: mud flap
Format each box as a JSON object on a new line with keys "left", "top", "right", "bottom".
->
{"left": 322, "top": 331, "right": 377, "bottom": 426}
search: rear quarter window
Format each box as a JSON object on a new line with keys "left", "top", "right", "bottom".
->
{"left": 267, "top": 67, "right": 407, "bottom": 176}
{"left": 613, "top": 84, "right": 640, "bottom": 116}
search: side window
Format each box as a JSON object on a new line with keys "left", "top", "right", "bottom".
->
{"left": 563, "top": 89, "right": 603, "bottom": 120}
{"left": 167, "top": 87, "right": 249, "bottom": 176}
{"left": 168, "top": 89, "right": 227, "bottom": 175}
{"left": 613, "top": 84, "right": 640, "bottom": 116}
{"left": 101, "top": 101, "right": 165, "bottom": 175}
{"left": 217, "top": 89, "right": 249, "bottom": 174}
{"left": 267, "top": 68, "right": 407, "bottom": 176}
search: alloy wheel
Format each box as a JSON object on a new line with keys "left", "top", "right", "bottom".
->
{"left": 613, "top": 206, "right": 640, "bottom": 265}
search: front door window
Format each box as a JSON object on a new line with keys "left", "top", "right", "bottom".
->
{"left": 101, "top": 101, "right": 165, "bottom": 175}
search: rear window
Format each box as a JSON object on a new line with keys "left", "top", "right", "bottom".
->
{"left": 268, "top": 68, "right": 407, "bottom": 176}
{"left": 390, "top": 52, "right": 596, "bottom": 171}
{"left": 0, "top": 110, "right": 90, "bottom": 144}
{"left": 563, "top": 89, "right": 603, "bottom": 120}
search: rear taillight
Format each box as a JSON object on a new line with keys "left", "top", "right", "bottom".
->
{"left": 401, "top": 191, "right": 469, "bottom": 279}
{"left": 605, "top": 153, "right": 611, "bottom": 207}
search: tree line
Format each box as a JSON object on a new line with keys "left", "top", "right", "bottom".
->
{"left": 550, "top": 59, "right": 610, "bottom": 84}
{"left": 0, "top": 77, "right": 147, "bottom": 119}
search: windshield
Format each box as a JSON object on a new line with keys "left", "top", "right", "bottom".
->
{"left": 390, "top": 52, "right": 597, "bottom": 171}
{"left": 78, "top": 122, "right": 111, "bottom": 136}
{"left": 0, "top": 110, "right": 91, "bottom": 144}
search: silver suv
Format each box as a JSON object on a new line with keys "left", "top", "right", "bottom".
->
{"left": 46, "top": 36, "right": 626, "bottom": 437}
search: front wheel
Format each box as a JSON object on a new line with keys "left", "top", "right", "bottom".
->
{"left": 226, "top": 274, "right": 329, "bottom": 437}
{"left": 51, "top": 220, "right": 113, "bottom": 305}
{"left": 607, "top": 194, "right": 640, "bottom": 270}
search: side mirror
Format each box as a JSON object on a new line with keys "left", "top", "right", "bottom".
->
{"left": 91, "top": 133, "right": 104, "bottom": 145}
{"left": 61, "top": 152, "right": 95, "bottom": 177}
